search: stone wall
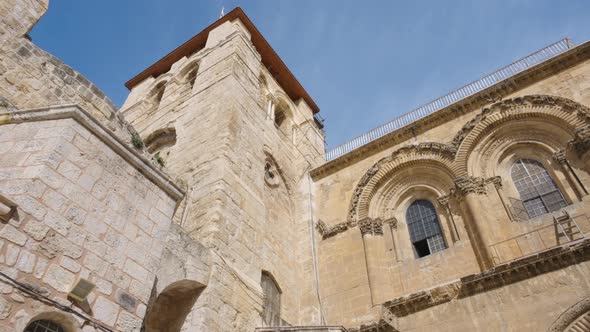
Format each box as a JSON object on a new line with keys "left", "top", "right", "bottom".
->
{"left": 311, "top": 43, "right": 590, "bottom": 329}
{"left": 120, "top": 17, "right": 325, "bottom": 331}
{"left": 384, "top": 240, "right": 590, "bottom": 332}
{"left": 0, "top": 105, "right": 197, "bottom": 331}
{"left": 0, "top": 0, "right": 136, "bottom": 146}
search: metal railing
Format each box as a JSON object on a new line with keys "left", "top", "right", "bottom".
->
{"left": 489, "top": 213, "right": 586, "bottom": 265}
{"left": 325, "top": 38, "right": 575, "bottom": 161}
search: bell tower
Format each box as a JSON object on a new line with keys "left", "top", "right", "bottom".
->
{"left": 120, "top": 8, "right": 325, "bottom": 331}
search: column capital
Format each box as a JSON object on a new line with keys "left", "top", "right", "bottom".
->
{"left": 450, "top": 176, "right": 502, "bottom": 200}
{"left": 359, "top": 217, "right": 384, "bottom": 236}
{"left": 552, "top": 149, "right": 567, "bottom": 165}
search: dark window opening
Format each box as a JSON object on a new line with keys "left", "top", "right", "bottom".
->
{"left": 274, "top": 108, "right": 286, "bottom": 128}
{"left": 25, "top": 320, "right": 66, "bottom": 332}
{"left": 151, "top": 82, "right": 166, "bottom": 106}
{"left": 413, "top": 239, "right": 430, "bottom": 258}
{"left": 406, "top": 199, "right": 447, "bottom": 258}
{"left": 187, "top": 67, "right": 198, "bottom": 88}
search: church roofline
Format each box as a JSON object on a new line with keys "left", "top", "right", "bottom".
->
{"left": 125, "top": 7, "right": 320, "bottom": 115}
{"left": 311, "top": 38, "right": 590, "bottom": 180}
{"left": 324, "top": 38, "right": 577, "bottom": 162}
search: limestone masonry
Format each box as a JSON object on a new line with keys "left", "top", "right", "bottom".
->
{"left": 1, "top": 1, "right": 590, "bottom": 331}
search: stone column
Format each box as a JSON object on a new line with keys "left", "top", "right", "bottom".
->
{"left": 553, "top": 149, "right": 588, "bottom": 200}
{"left": 436, "top": 194, "right": 460, "bottom": 243}
{"left": 452, "top": 176, "right": 495, "bottom": 270}
{"left": 359, "top": 218, "right": 396, "bottom": 305}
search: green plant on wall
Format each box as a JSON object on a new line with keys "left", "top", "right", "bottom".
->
{"left": 154, "top": 152, "right": 165, "bottom": 167}
{"left": 131, "top": 133, "right": 144, "bottom": 149}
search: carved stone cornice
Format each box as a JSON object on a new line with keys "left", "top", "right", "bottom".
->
{"left": 383, "top": 281, "right": 461, "bottom": 318}
{"left": 359, "top": 217, "right": 384, "bottom": 236}
{"left": 317, "top": 217, "right": 397, "bottom": 240}
{"left": 390, "top": 142, "right": 457, "bottom": 160}
{"left": 315, "top": 219, "right": 352, "bottom": 240}
{"left": 381, "top": 238, "right": 590, "bottom": 318}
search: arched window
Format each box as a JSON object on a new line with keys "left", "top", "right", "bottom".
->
{"left": 406, "top": 200, "right": 446, "bottom": 258}
{"left": 274, "top": 107, "right": 286, "bottom": 129}
{"left": 510, "top": 158, "right": 567, "bottom": 218}
{"left": 184, "top": 64, "right": 199, "bottom": 88}
{"left": 151, "top": 82, "right": 166, "bottom": 105}
{"left": 25, "top": 320, "right": 65, "bottom": 332}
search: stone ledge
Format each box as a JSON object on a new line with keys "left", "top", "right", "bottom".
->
{"left": 3, "top": 104, "right": 185, "bottom": 201}
{"left": 382, "top": 238, "right": 590, "bottom": 318}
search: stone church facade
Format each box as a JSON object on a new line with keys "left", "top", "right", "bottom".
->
{"left": 1, "top": 1, "right": 590, "bottom": 331}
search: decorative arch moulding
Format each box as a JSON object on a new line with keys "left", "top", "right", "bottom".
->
{"left": 316, "top": 95, "right": 590, "bottom": 240}
{"left": 311, "top": 94, "right": 590, "bottom": 180}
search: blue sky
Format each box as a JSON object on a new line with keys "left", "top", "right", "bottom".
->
{"left": 31, "top": 1, "right": 590, "bottom": 150}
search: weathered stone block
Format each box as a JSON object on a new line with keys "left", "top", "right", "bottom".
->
{"left": 43, "top": 264, "right": 75, "bottom": 292}
{"left": 0, "top": 224, "right": 26, "bottom": 245}
{"left": 93, "top": 296, "right": 120, "bottom": 326}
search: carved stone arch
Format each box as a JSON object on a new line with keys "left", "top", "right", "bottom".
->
{"left": 348, "top": 143, "right": 457, "bottom": 223}
{"left": 547, "top": 296, "right": 590, "bottom": 332}
{"left": 452, "top": 95, "right": 590, "bottom": 176}
{"left": 369, "top": 164, "right": 455, "bottom": 221}
{"left": 468, "top": 119, "right": 570, "bottom": 178}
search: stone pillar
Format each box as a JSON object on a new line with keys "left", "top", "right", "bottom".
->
{"left": 359, "top": 218, "right": 397, "bottom": 305}
{"left": 553, "top": 149, "right": 588, "bottom": 200}
{"left": 436, "top": 194, "right": 460, "bottom": 243}
{"left": 452, "top": 176, "right": 495, "bottom": 270}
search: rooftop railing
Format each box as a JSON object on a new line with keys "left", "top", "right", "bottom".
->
{"left": 325, "top": 38, "right": 575, "bottom": 161}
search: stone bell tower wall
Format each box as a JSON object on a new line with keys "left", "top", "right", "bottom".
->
{"left": 121, "top": 15, "right": 325, "bottom": 329}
